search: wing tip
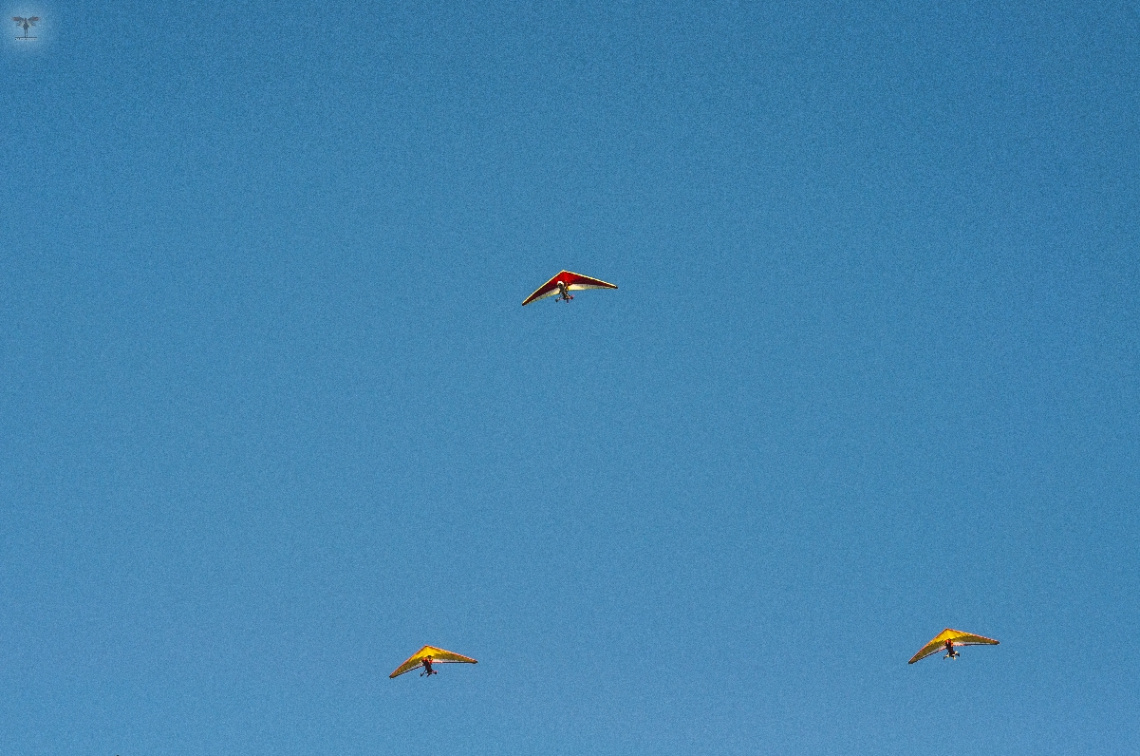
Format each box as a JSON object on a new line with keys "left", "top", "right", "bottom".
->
{"left": 906, "top": 649, "right": 932, "bottom": 665}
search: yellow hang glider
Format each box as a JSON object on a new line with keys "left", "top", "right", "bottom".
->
{"left": 909, "top": 628, "right": 999, "bottom": 664}
{"left": 390, "top": 645, "right": 478, "bottom": 679}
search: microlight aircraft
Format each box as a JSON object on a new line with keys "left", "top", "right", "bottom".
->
{"left": 522, "top": 270, "right": 617, "bottom": 305}
{"left": 908, "top": 628, "right": 1000, "bottom": 663}
{"left": 13, "top": 16, "right": 39, "bottom": 39}
{"left": 390, "top": 645, "right": 478, "bottom": 679}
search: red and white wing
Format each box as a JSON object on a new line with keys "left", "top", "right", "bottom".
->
{"left": 562, "top": 271, "right": 618, "bottom": 292}
{"left": 521, "top": 273, "right": 565, "bottom": 306}
{"left": 522, "top": 270, "right": 618, "bottom": 306}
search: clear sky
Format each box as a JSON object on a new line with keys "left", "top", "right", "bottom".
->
{"left": 2, "top": 1, "right": 1138, "bottom": 754}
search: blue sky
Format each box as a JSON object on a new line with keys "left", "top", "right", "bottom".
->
{"left": 2, "top": 1, "right": 1138, "bottom": 754}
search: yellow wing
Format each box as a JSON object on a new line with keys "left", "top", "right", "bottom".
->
{"left": 908, "top": 628, "right": 1000, "bottom": 664}
{"left": 389, "top": 645, "right": 478, "bottom": 678}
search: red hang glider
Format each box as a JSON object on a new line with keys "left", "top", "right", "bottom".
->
{"left": 522, "top": 270, "right": 618, "bottom": 306}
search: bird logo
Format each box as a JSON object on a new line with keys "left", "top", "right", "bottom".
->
{"left": 13, "top": 16, "right": 40, "bottom": 40}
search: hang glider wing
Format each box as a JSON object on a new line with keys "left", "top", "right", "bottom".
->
{"left": 389, "top": 645, "right": 478, "bottom": 678}
{"left": 521, "top": 270, "right": 618, "bottom": 306}
{"left": 908, "top": 628, "right": 1000, "bottom": 664}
